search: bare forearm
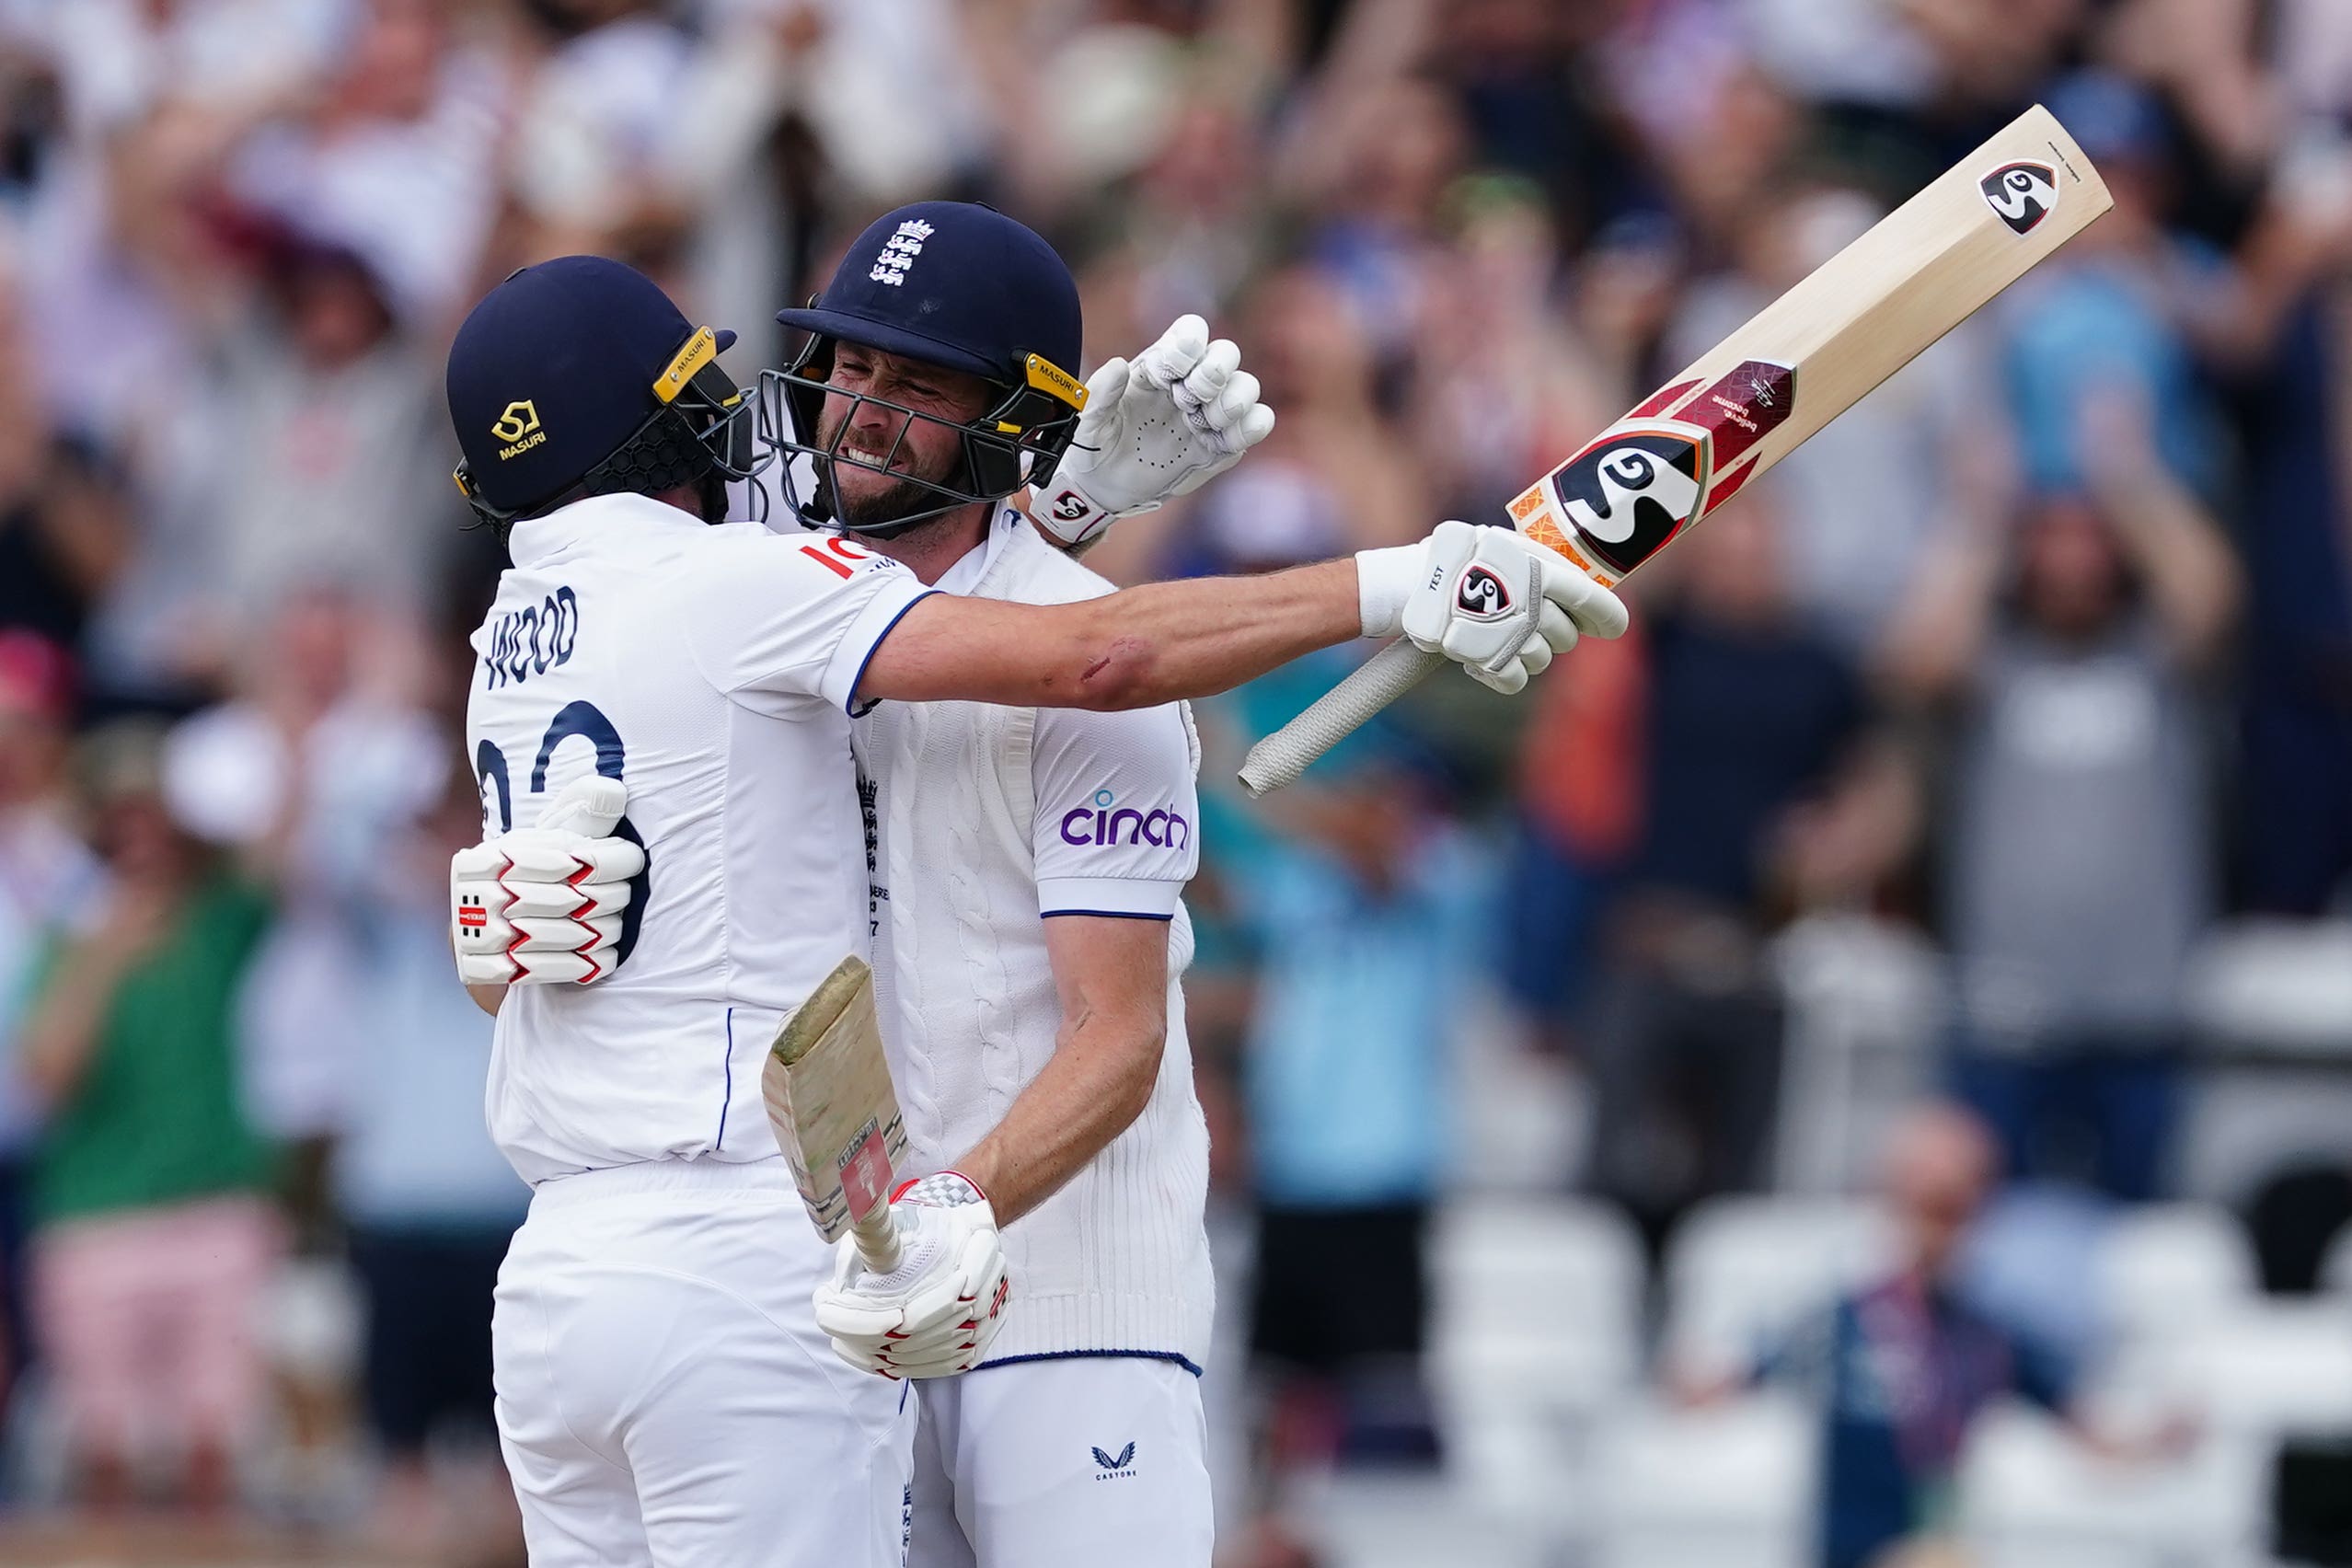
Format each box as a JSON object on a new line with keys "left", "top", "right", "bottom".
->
{"left": 1079, "top": 561, "right": 1356, "bottom": 707}
{"left": 2097, "top": 467, "right": 2242, "bottom": 663}
{"left": 862, "top": 559, "right": 1360, "bottom": 709}
{"left": 1877, "top": 532, "right": 2003, "bottom": 700}
{"left": 953, "top": 1010, "right": 1163, "bottom": 1226}
{"left": 21, "top": 948, "right": 131, "bottom": 1101}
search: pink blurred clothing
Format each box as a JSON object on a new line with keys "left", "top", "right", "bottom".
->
{"left": 32, "top": 1195, "right": 282, "bottom": 1458}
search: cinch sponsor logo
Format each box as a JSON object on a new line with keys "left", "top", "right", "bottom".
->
{"left": 1060, "top": 790, "right": 1190, "bottom": 848}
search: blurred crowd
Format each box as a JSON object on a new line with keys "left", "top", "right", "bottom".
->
{"left": 0, "top": 0, "right": 2347, "bottom": 1562}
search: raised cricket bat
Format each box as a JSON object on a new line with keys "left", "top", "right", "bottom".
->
{"left": 1238, "top": 103, "right": 2112, "bottom": 796}
{"left": 764, "top": 954, "right": 907, "bottom": 1272}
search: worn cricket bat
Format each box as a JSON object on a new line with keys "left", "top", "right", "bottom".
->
{"left": 764, "top": 954, "right": 907, "bottom": 1272}
{"left": 1238, "top": 103, "right": 2112, "bottom": 796}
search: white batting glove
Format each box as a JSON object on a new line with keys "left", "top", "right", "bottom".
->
{"left": 1356, "top": 521, "right": 1630, "bottom": 694}
{"left": 812, "top": 1172, "right": 1010, "bottom": 1379}
{"left": 1031, "top": 314, "right": 1276, "bottom": 547}
{"left": 449, "top": 776, "right": 646, "bottom": 986}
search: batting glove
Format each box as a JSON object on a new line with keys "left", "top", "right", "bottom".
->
{"left": 449, "top": 776, "right": 646, "bottom": 986}
{"left": 813, "top": 1172, "right": 1010, "bottom": 1379}
{"left": 1031, "top": 313, "right": 1276, "bottom": 548}
{"left": 1356, "top": 520, "right": 1630, "bottom": 694}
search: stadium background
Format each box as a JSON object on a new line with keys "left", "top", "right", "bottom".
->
{"left": 0, "top": 0, "right": 2350, "bottom": 1563}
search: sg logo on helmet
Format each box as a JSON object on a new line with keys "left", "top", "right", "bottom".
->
{"left": 492, "top": 400, "right": 547, "bottom": 459}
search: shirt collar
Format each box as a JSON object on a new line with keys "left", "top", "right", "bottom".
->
{"left": 934, "top": 504, "right": 1027, "bottom": 595}
{"left": 505, "top": 491, "right": 709, "bottom": 570}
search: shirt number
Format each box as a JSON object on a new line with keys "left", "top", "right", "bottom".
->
{"left": 476, "top": 698, "right": 649, "bottom": 966}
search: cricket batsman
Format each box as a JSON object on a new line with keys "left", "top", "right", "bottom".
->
{"left": 766, "top": 202, "right": 1262, "bottom": 1565}
{"left": 442, "top": 245, "right": 1624, "bottom": 1566}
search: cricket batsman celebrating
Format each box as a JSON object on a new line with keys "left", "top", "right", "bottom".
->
{"left": 444, "top": 244, "right": 1624, "bottom": 1566}
{"left": 763, "top": 202, "right": 1262, "bottom": 1566}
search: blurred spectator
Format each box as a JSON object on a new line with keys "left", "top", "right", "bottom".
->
{"left": 1577, "top": 497, "right": 1905, "bottom": 1258}
{"left": 2000, "top": 73, "right": 2228, "bottom": 504}
{"left": 165, "top": 590, "right": 445, "bottom": 1218}
{"left": 1663, "top": 179, "right": 2009, "bottom": 662}
{"left": 178, "top": 219, "right": 455, "bottom": 662}
{"left": 0, "top": 632, "right": 95, "bottom": 1398}
{"left": 1225, "top": 673, "right": 1482, "bottom": 1473}
{"left": 1679, "top": 1102, "right": 2166, "bottom": 1568}
{"left": 224, "top": 0, "right": 506, "bottom": 331}
{"left": 1884, "top": 394, "right": 2240, "bottom": 1203}
{"left": 1108, "top": 264, "right": 1425, "bottom": 588}
{"left": 17, "top": 719, "right": 279, "bottom": 1516}
{"left": 1409, "top": 175, "right": 1616, "bottom": 527}
{"left": 0, "top": 0, "right": 2329, "bottom": 1555}
{"left": 335, "top": 768, "right": 525, "bottom": 1560}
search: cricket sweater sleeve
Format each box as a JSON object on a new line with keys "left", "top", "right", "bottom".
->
{"left": 686, "top": 528, "right": 937, "bottom": 715}
{"left": 1030, "top": 697, "right": 1201, "bottom": 918}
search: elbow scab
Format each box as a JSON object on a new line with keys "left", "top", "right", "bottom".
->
{"left": 1076, "top": 637, "right": 1154, "bottom": 709}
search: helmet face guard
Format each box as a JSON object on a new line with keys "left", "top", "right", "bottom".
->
{"left": 455, "top": 326, "right": 770, "bottom": 532}
{"left": 756, "top": 330, "right": 1087, "bottom": 537}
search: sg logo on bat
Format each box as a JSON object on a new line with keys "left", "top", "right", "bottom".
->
{"left": 1979, "top": 160, "right": 2058, "bottom": 235}
{"left": 1539, "top": 425, "right": 1711, "bottom": 582}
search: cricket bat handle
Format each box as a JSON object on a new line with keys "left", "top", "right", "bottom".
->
{"left": 849, "top": 1201, "right": 903, "bottom": 1274}
{"left": 1238, "top": 638, "right": 1444, "bottom": 797}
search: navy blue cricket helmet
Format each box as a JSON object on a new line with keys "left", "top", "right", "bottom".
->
{"left": 447, "top": 256, "right": 763, "bottom": 532}
{"left": 763, "top": 202, "right": 1089, "bottom": 536}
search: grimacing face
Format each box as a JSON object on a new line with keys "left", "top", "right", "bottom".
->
{"left": 816, "top": 343, "right": 993, "bottom": 528}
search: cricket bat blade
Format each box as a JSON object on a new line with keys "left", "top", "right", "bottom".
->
{"left": 764, "top": 953, "right": 907, "bottom": 1274}
{"left": 1239, "top": 103, "right": 2113, "bottom": 794}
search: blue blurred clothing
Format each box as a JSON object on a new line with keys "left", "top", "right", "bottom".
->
{"left": 1764, "top": 1275, "right": 2075, "bottom": 1568}
{"left": 2001, "top": 256, "right": 2222, "bottom": 501}
{"left": 1629, "top": 615, "right": 1862, "bottom": 909}
{"left": 2232, "top": 297, "right": 2352, "bottom": 912}
{"left": 334, "top": 913, "right": 526, "bottom": 1230}
{"left": 1951, "top": 1042, "right": 2179, "bottom": 1204}
{"left": 1229, "top": 796, "right": 1485, "bottom": 1210}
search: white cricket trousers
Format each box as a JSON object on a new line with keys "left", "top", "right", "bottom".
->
{"left": 493, "top": 1158, "right": 916, "bottom": 1568}
{"left": 909, "top": 1355, "right": 1213, "bottom": 1568}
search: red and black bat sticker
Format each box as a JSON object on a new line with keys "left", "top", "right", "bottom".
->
{"left": 1547, "top": 427, "right": 1708, "bottom": 580}
{"left": 1980, "top": 161, "right": 2058, "bottom": 235}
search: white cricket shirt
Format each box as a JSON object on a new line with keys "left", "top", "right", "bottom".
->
{"left": 855, "top": 508, "right": 1216, "bottom": 1366}
{"left": 467, "top": 491, "right": 934, "bottom": 1184}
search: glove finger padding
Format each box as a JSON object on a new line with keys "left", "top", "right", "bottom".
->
{"left": 1171, "top": 337, "right": 1239, "bottom": 411}
{"left": 1544, "top": 555, "right": 1631, "bottom": 640}
{"left": 467, "top": 949, "right": 605, "bottom": 986}
{"left": 498, "top": 877, "right": 633, "bottom": 922}
{"left": 537, "top": 775, "right": 628, "bottom": 836}
{"left": 1535, "top": 598, "right": 1576, "bottom": 657}
{"left": 1074, "top": 356, "right": 1130, "bottom": 448}
{"left": 1200, "top": 369, "right": 1262, "bottom": 439}
{"left": 448, "top": 780, "right": 643, "bottom": 987}
{"left": 1135, "top": 315, "right": 1210, "bottom": 390}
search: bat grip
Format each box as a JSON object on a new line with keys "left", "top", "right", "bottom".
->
{"left": 1238, "top": 639, "right": 1445, "bottom": 797}
{"left": 850, "top": 1203, "right": 903, "bottom": 1274}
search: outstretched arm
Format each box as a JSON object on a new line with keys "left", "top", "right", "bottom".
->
{"left": 859, "top": 559, "right": 1358, "bottom": 711}
{"left": 857, "top": 521, "right": 1630, "bottom": 711}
